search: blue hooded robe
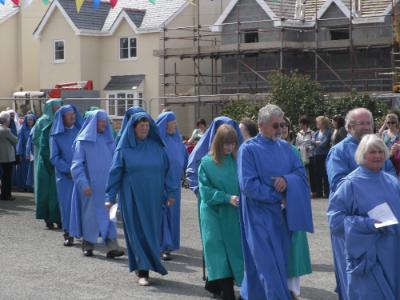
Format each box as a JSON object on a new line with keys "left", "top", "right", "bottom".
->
{"left": 69, "top": 110, "right": 117, "bottom": 244}
{"left": 328, "top": 166, "right": 400, "bottom": 300}
{"left": 25, "top": 134, "right": 34, "bottom": 189}
{"left": 16, "top": 114, "right": 36, "bottom": 191}
{"left": 156, "top": 112, "right": 189, "bottom": 252}
{"left": 50, "top": 105, "right": 83, "bottom": 233}
{"left": 326, "top": 134, "right": 396, "bottom": 300}
{"left": 115, "top": 106, "right": 145, "bottom": 145}
{"left": 238, "top": 134, "right": 314, "bottom": 300}
{"left": 106, "top": 112, "right": 178, "bottom": 275}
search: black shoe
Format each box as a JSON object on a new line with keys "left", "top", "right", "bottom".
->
{"left": 162, "top": 251, "right": 172, "bottom": 261}
{"left": 106, "top": 249, "right": 125, "bottom": 259}
{"left": 64, "top": 237, "right": 74, "bottom": 247}
{"left": 56, "top": 223, "right": 63, "bottom": 229}
{"left": 46, "top": 222, "right": 55, "bottom": 230}
{"left": 83, "top": 249, "right": 94, "bottom": 257}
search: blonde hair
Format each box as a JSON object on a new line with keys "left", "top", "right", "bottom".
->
{"left": 354, "top": 134, "right": 389, "bottom": 165}
{"left": 210, "top": 124, "right": 238, "bottom": 164}
{"left": 316, "top": 116, "right": 330, "bottom": 129}
{"left": 385, "top": 113, "right": 399, "bottom": 124}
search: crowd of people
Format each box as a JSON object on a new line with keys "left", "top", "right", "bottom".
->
{"left": 1, "top": 99, "right": 400, "bottom": 300}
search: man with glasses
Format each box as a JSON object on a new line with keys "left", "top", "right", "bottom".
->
{"left": 238, "top": 104, "right": 313, "bottom": 300}
{"left": 326, "top": 107, "right": 396, "bottom": 300}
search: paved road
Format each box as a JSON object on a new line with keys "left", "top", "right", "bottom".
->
{"left": 0, "top": 190, "right": 337, "bottom": 299}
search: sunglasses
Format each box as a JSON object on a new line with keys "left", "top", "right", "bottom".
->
{"left": 272, "top": 122, "right": 287, "bottom": 129}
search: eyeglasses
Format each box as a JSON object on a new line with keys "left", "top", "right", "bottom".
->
{"left": 272, "top": 122, "right": 287, "bottom": 129}
{"left": 387, "top": 121, "right": 397, "bottom": 125}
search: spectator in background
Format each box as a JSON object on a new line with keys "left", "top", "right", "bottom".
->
{"left": 0, "top": 111, "right": 18, "bottom": 201}
{"left": 378, "top": 113, "right": 400, "bottom": 150}
{"left": 313, "top": 116, "right": 332, "bottom": 198}
{"left": 239, "top": 118, "right": 258, "bottom": 141}
{"left": 296, "top": 116, "right": 316, "bottom": 196}
{"left": 187, "top": 119, "right": 207, "bottom": 145}
{"left": 331, "top": 115, "right": 347, "bottom": 146}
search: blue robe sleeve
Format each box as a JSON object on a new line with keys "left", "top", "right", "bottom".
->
{"left": 238, "top": 144, "right": 283, "bottom": 203}
{"left": 162, "top": 149, "right": 179, "bottom": 200}
{"left": 326, "top": 147, "right": 349, "bottom": 193}
{"left": 50, "top": 136, "right": 71, "bottom": 174}
{"left": 71, "top": 141, "right": 90, "bottom": 192}
{"left": 384, "top": 160, "right": 396, "bottom": 178}
{"left": 16, "top": 131, "right": 25, "bottom": 156}
{"left": 105, "top": 149, "right": 124, "bottom": 203}
{"left": 26, "top": 135, "right": 33, "bottom": 158}
{"left": 198, "top": 160, "right": 231, "bottom": 206}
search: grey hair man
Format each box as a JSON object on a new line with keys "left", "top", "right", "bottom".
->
{"left": 326, "top": 107, "right": 395, "bottom": 300}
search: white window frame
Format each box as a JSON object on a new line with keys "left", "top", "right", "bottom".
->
{"left": 106, "top": 91, "right": 144, "bottom": 118}
{"left": 53, "top": 40, "right": 66, "bottom": 64}
{"left": 119, "top": 37, "right": 138, "bottom": 61}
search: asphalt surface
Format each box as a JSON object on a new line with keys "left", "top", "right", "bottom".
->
{"left": 0, "top": 190, "right": 337, "bottom": 300}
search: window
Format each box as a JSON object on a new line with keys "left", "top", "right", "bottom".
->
{"left": 107, "top": 92, "right": 144, "bottom": 117}
{"left": 54, "top": 40, "right": 65, "bottom": 63}
{"left": 244, "top": 30, "right": 259, "bottom": 43}
{"left": 120, "top": 37, "right": 137, "bottom": 59}
{"left": 330, "top": 29, "right": 349, "bottom": 40}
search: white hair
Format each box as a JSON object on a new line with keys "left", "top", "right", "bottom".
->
{"left": 258, "top": 104, "right": 284, "bottom": 124}
{"left": 345, "top": 108, "right": 373, "bottom": 131}
{"left": 0, "top": 111, "right": 10, "bottom": 125}
{"left": 354, "top": 134, "right": 389, "bottom": 165}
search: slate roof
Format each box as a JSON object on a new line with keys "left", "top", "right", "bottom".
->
{"left": 265, "top": 0, "right": 297, "bottom": 20}
{"left": 104, "top": 75, "right": 145, "bottom": 91}
{"left": 124, "top": 8, "right": 146, "bottom": 28}
{"left": 57, "top": 0, "right": 111, "bottom": 31}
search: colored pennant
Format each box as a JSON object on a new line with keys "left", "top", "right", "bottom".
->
{"left": 42, "top": 0, "right": 49, "bottom": 4}
{"left": 75, "top": 0, "right": 84, "bottom": 12}
{"left": 148, "top": 0, "right": 156, "bottom": 4}
{"left": 93, "top": 0, "right": 100, "bottom": 9}
{"left": 110, "top": 0, "right": 118, "bottom": 8}
{"left": 0, "top": 0, "right": 5, "bottom": 5}
{"left": 11, "top": 0, "right": 20, "bottom": 6}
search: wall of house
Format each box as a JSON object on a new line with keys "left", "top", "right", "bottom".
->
{"left": 80, "top": 36, "right": 101, "bottom": 91}
{"left": 0, "top": 15, "right": 18, "bottom": 109}
{"left": 39, "top": 9, "right": 82, "bottom": 90}
{"left": 99, "top": 20, "right": 161, "bottom": 118}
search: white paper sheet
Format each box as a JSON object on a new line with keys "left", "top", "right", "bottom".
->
{"left": 109, "top": 203, "right": 118, "bottom": 223}
{"left": 368, "top": 202, "right": 399, "bottom": 229}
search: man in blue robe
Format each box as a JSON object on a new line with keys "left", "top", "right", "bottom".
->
{"left": 16, "top": 114, "right": 36, "bottom": 192}
{"left": 156, "top": 111, "right": 188, "bottom": 261}
{"left": 326, "top": 108, "right": 396, "bottom": 300}
{"left": 69, "top": 110, "right": 124, "bottom": 258}
{"left": 50, "top": 105, "right": 83, "bottom": 246}
{"left": 238, "top": 104, "right": 313, "bottom": 300}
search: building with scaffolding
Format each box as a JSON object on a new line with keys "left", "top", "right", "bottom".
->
{"left": 156, "top": 0, "right": 400, "bottom": 126}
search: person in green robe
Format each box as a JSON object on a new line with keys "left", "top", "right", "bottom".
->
{"left": 282, "top": 116, "right": 312, "bottom": 299}
{"left": 32, "top": 99, "right": 62, "bottom": 201}
{"left": 198, "top": 124, "right": 244, "bottom": 300}
{"left": 36, "top": 122, "right": 61, "bottom": 229}
{"left": 32, "top": 99, "right": 62, "bottom": 229}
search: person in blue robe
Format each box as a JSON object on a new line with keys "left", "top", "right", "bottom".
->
{"left": 115, "top": 106, "right": 145, "bottom": 144}
{"left": 237, "top": 104, "right": 313, "bottom": 300}
{"left": 328, "top": 134, "right": 400, "bottom": 300}
{"left": 106, "top": 112, "right": 178, "bottom": 286}
{"left": 69, "top": 110, "right": 124, "bottom": 259}
{"left": 326, "top": 108, "right": 396, "bottom": 300}
{"left": 25, "top": 134, "right": 34, "bottom": 190}
{"left": 16, "top": 114, "right": 36, "bottom": 192}
{"left": 50, "top": 105, "right": 83, "bottom": 246}
{"left": 156, "top": 111, "right": 188, "bottom": 261}
{"left": 7, "top": 110, "right": 20, "bottom": 189}
{"left": 84, "top": 106, "right": 117, "bottom": 138}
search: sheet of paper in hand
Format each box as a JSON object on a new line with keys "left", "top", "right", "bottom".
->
{"left": 368, "top": 202, "right": 399, "bottom": 229}
{"left": 109, "top": 203, "right": 118, "bottom": 223}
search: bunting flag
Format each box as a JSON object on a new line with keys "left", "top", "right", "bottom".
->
{"left": 75, "top": 0, "right": 84, "bottom": 12}
{"left": 42, "top": 0, "right": 49, "bottom": 4}
{"left": 110, "top": 0, "right": 118, "bottom": 8}
{"left": 11, "top": 0, "right": 20, "bottom": 5}
{"left": 93, "top": 0, "right": 100, "bottom": 9}
{"left": 0, "top": 0, "right": 5, "bottom": 5}
{"left": 148, "top": 0, "right": 156, "bottom": 4}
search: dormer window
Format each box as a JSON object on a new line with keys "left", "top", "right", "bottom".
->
{"left": 244, "top": 30, "right": 259, "bottom": 43}
{"left": 330, "top": 29, "right": 349, "bottom": 40}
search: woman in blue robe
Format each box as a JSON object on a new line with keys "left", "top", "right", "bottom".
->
{"left": 16, "top": 114, "right": 36, "bottom": 192}
{"left": 50, "top": 105, "right": 83, "bottom": 246}
{"left": 115, "top": 106, "right": 145, "bottom": 144}
{"left": 69, "top": 110, "right": 124, "bottom": 259}
{"left": 328, "top": 134, "right": 400, "bottom": 300}
{"left": 25, "top": 134, "right": 34, "bottom": 189}
{"left": 156, "top": 111, "right": 188, "bottom": 260}
{"left": 106, "top": 112, "right": 178, "bottom": 286}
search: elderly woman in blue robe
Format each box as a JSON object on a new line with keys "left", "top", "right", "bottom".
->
{"left": 50, "top": 105, "right": 83, "bottom": 246}
{"left": 328, "top": 134, "right": 400, "bottom": 300}
{"left": 106, "top": 112, "right": 178, "bottom": 287}
{"left": 115, "top": 106, "right": 145, "bottom": 144}
{"left": 156, "top": 111, "right": 188, "bottom": 261}
{"left": 69, "top": 110, "right": 124, "bottom": 259}
{"left": 16, "top": 114, "right": 36, "bottom": 192}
